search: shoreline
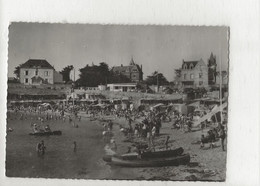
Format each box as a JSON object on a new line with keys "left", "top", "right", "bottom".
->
{"left": 6, "top": 109, "right": 226, "bottom": 181}
{"left": 83, "top": 112, "right": 227, "bottom": 181}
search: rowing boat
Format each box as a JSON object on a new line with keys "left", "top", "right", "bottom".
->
{"left": 107, "top": 154, "right": 190, "bottom": 167}
{"left": 29, "top": 130, "right": 62, "bottom": 136}
{"left": 103, "top": 147, "right": 184, "bottom": 162}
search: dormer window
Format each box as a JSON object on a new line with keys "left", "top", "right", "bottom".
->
{"left": 183, "top": 64, "right": 187, "bottom": 69}
{"left": 190, "top": 64, "right": 193, "bottom": 69}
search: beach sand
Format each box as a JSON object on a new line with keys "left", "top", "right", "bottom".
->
{"left": 99, "top": 115, "right": 227, "bottom": 181}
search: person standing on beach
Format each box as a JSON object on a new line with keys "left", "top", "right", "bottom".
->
{"left": 128, "top": 117, "right": 133, "bottom": 132}
{"left": 164, "top": 136, "right": 170, "bottom": 150}
{"left": 69, "top": 115, "right": 72, "bottom": 123}
{"left": 219, "top": 125, "right": 226, "bottom": 151}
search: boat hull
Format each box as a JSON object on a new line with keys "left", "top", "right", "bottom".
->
{"left": 109, "top": 154, "right": 190, "bottom": 167}
{"left": 29, "top": 130, "right": 62, "bottom": 136}
{"left": 103, "top": 147, "right": 184, "bottom": 162}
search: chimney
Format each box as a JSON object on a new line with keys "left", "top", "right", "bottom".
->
{"left": 121, "top": 64, "right": 123, "bottom": 67}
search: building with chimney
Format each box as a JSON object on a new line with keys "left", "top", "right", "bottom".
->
{"left": 111, "top": 57, "right": 143, "bottom": 82}
{"left": 179, "top": 58, "right": 208, "bottom": 88}
{"left": 19, "top": 59, "right": 63, "bottom": 85}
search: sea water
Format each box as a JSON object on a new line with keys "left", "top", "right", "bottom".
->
{"left": 6, "top": 112, "right": 110, "bottom": 179}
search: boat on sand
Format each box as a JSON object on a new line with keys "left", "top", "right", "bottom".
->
{"left": 105, "top": 154, "right": 190, "bottom": 167}
{"left": 103, "top": 147, "right": 190, "bottom": 167}
{"left": 29, "top": 130, "right": 62, "bottom": 136}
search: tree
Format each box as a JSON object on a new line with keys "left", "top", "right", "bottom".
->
{"left": 144, "top": 71, "right": 169, "bottom": 86}
{"left": 174, "top": 68, "right": 182, "bottom": 80}
{"left": 108, "top": 71, "right": 131, "bottom": 84}
{"left": 60, "top": 65, "right": 74, "bottom": 83}
{"left": 14, "top": 64, "right": 22, "bottom": 79}
{"left": 76, "top": 62, "right": 110, "bottom": 87}
{"left": 99, "top": 62, "right": 110, "bottom": 84}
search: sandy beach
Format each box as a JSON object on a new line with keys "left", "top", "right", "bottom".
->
{"left": 100, "top": 114, "right": 227, "bottom": 181}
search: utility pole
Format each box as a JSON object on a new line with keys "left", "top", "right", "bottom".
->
{"left": 157, "top": 73, "right": 159, "bottom": 93}
{"left": 219, "top": 41, "right": 223, "bottom": 124}
{"left": 72, "top": 67, "right": 75, "bottom": 113}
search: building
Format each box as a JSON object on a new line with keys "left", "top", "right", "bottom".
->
{"left": 107, "top": 83, "right": 137, "bottom": 92}
{"left": 19, "top": 59, "right": 63, "bottom": 85}
{"left": 180, "top": 58, "right": 208, "bottom": 88}
{"left": 208, "top": 52, "right": 217, "bottom": 85}
{"left": 111, "top": 57, "right": 143, "bottom": 82}
{"left": 215, "top": 71, "right": 228, "bottom": 87}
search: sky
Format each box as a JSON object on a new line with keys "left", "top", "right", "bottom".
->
{"left": 8, "top": 23, "right": 229, "bottom": 81}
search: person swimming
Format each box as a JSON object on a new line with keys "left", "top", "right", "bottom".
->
{"left": 33, "top": 123, "right": 39, "bottom": 133}
{"left": 44, "top": 125, "right": 51, "bottom": 132}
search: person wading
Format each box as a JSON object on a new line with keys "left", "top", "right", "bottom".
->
{"left": 73, "top": 141, "right": 77, "bottom": 152}
{"left": 164, "top": 136, "right": 170, "bottom": 150}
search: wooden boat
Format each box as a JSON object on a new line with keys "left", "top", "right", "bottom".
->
{"left": 141, "top": 147, "right": 184, "bottom": 159}
{"left": 103, "top": 147, "right": 184, "bottom": 162}
{"left": 107, "top": 154, "right": 190, "bottom": 167}
{"left": 29, "top": 130, "right": 62, "bottom": 136}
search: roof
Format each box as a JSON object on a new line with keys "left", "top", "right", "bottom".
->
{"left": 182, "top": 61, "right": 199, "bottom": 69}
{"left": 112, "top": 64, "right": 142, "bottom": 73}
{"left": 107, "top": 83, "right": 137, "bottom": 86}
{"left": 20, "top": 59, "right": 54, "bottom": 69}
{"left": 111, "top": 58, "right": 143, "bottom": 74}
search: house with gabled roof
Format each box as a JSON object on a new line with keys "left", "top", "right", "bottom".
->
{"left": 111, "top": 57, "right": 143, "bottom": 82}
{"left": 19, "top": 59, "right": 63, "bottom": 85}
{"left": 180, "top": 58, "right": 208, "bottom": 88}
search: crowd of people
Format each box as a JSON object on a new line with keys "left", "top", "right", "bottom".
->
{"left": 8, "top": 100, "right": 227, "bottom": 158}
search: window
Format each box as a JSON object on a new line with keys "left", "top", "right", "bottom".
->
{"left": 184, "top": 65, "right": 187, "bottom": 69}
{"left": 115, "top": 86, "right": 119, "bottom": 89}
{"left": 184, "top": 74, "right": 186, "bottom": 80}
{"left": 45, "top": 79, "right": 48, "bottom": 83}
{"left": 25, "top": 78, "right": 29, "bottom": 83}
{"left": 190, "top": 64, "right": 193, "bottom": 69}
{"left": 199, "top": 81, "right": 203, "bottom": 85}
{"left": 44, "top": 71, "right": 49, "bottom": 76}
{"left": 25, "top": 70, "right": 29, "bottom": 76}
{"left": 199, "top": 73, "right": 203, "bottom": 78}
{"left": 132, "top": 75, "right": 136, "bottom": 78}
{"left": 190, "top": 74, "right": 194, "bottom": 79}
{"left": 35, "top": 70, "right": 38, "bottom": 76}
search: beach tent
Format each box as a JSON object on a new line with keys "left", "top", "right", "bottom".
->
{"left": 188, "top": 101, "right": 200, "bottom": 108}
{"left": 171, "top": 104, "right": 188, "bottom": 115}
{"left": 193, "top": 102, "right": 228, "bottom": 127}
{"left": 152, "top": 103, "right": 165, "bottom": 108}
